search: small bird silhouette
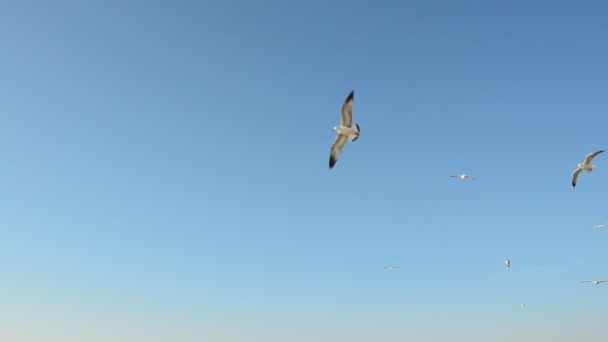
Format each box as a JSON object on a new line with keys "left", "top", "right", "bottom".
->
{"left": 580, "top": 280, "right": 608, "bottom": 285}
{"left": 451, "top": 174, "right": 476, "bottom": 181}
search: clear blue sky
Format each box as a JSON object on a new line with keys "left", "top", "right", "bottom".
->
{"left": 2, "top": 0, "right": 608, "bottom": 341}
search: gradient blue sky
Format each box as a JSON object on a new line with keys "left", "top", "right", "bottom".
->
{"left": 2, "top": 0, "right": 608, "bottom": 341}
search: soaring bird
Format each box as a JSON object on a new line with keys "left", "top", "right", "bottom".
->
{"left": 451, "top": 174, "right": 476, "bottom": 181}
{"left": 586, "top": 223, "right": 605, "bottom": 231}
{"left": 521, "top": 304, "right": 526, "bottom": 309}
{"left": 580, "top": 280, "right": 608, "bottom": 285}
{"left": 505, "top": 259, "right": 511, "bottom": 268}
{"left": 329, "top": 91, "right": 360, "bottom": 169}
{"left": 572, "top": 150, "right": 605, "bottom": 188}
{"left": 384, "top": 266, "right": 399, "bottom": 270}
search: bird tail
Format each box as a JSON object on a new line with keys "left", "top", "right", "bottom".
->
{"left": 349, "top": 124, "right": 361, "bottom": 142}
{"left": 590, "top": 165, "right": 596, "bottom": 172}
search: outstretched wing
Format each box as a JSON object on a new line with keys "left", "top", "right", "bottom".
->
{"left": 583, "top": 149, "right": 605, "bottom": 165}
{"left": 572, "top": 168, "right": 583, "bottom": 188}
{"left": 340, "top": 91, "right": 354, "bottom": 127}
{"left": 329, "top": 134, "right": 348, "bottom": 169}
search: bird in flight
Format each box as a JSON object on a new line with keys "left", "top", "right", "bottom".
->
{"left": 505, "top": 259, "right": 511, "bottom": 268}
{"left": 521, "top": 304, "right": 526, "bottom": 310}
{"left": 572, "top": 150, "right": 605, "bottom": 188}
{"left": 586, "top": 223, "right": 605, "bottom": 231}
{"left": 451, "top": 174, "right": 476, "bottom": 181}
{"left": 329, "top": 90, "right": 360, "bottom": 169}
{"left": 384, "top": 266, "right": 399, "bottom": 270}
{"left": 580, "top": 280, "right": 608, "bottom": 285}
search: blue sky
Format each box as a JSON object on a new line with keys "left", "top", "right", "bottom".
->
{"left": 2, "top": 0, "right": 608, "bottom": 340}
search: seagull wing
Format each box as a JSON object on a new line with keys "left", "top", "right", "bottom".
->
{"left": 580, "top": 280, "right": 593, "bottom": 283}
{"left": 572, "top": 168, "right": 583, "bottom": 188}
{"left": 329, "top": 134, "right": 349, "bottom": 169}
{"left": 583, "top": 149, "right": 605, "bottom": 165}
{"left": 340, "top": 91, "right": 354, "bottom": 127}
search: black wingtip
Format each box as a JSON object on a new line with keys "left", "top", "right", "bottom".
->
{"left": 345, "top": 90, "right": 354, "bottom": 103}
{"left": 329, "top": 156, "right": 337, "bottom": 169}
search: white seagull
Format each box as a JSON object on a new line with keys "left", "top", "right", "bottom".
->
{"left": 329, "top": 90, "right": 360, "bottom": 169}
{"left": 505, "top": 259, "right": 511, "bottom": 268}
{"left": 572, "top": 150, "right": 605, "bottom": 188}
{"left": 451, "top": 174, "right": 476, "bottom": 181}
{"left": 384, "top": 266, "right": 399, "bottom": 270}
{"left": 521, "top": 304, "right": 526, "bottom": 309}
{"left": 580, "top": 280, "right": 608, "bottom": 285}
{"left": 586, "top": 223, "right": 605, "bottom": 231}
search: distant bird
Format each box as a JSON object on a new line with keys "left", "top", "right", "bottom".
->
{"left": 329, "top": 90, "right": 360, "bottom": 169}
{"left": 521, "top": 304, "right": 526, "bottom": 309}
{"left": 384, "top": 266, "right": 399, "bottom": 270}
{"left": 572, "top": 150, "right": 605, "bottom": 188}
{"left": 580, "top": 280, "right": 608, "bottom": 285}
{"left": 586, "top": 223, "right": 605, "bottom": 231}
{"left": 451, "top": 174, "right": 476, "bottom": 181}
{"left": 505, "top": 259, "right": 511, "bottom": 268}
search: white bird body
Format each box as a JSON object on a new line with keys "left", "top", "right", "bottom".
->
{"left": 521, "top": 304, "right": 526, "bottom": 309}
{"left": 580, "top": 280, "right": 608, "bottom": 285}
{"left": 505, "top": 259, "right": 511, "bottom": 268}
{"left": 577, "top": 163, "right": 595, "bottom": 171}
{"left": 587, "top": 223, "right": 605, "bottom": 231}
{"left": 333, "top": 125, "right": 360, "bottom": 142}
{"left": 451, "top": 174, "right": 476, "bottom": 180}
{"left": 384, "top": 266, "right": 399, "bottom": 270}
{"left": 572, "top": 150, "right": 605, "bottom": 188}
{"left": 329, "top": 91, "right": 360, "bottom": 169}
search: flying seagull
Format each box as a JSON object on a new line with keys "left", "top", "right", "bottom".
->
{"left": 580, "top": 280, "right": 608, "bottom": 285}
{"left": 329, "top": 90, "right": 360, "bottom": 169}
{"left": 572, "top": 150, "right": 605, "bottom": 188}
{"left": 384, "top": 266, "right": 399, "bottom": 270}
{"left": 586, "top": 223, "right": 605, "bottom": 231}
{"left": 451, "top": 174, "right": 476, "bottom": 180}
{"left": 505, "top": 259, "right": 511, "bottom": 268}
{"left": 521, "top": 304, "right": 526, "bottom": 309}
